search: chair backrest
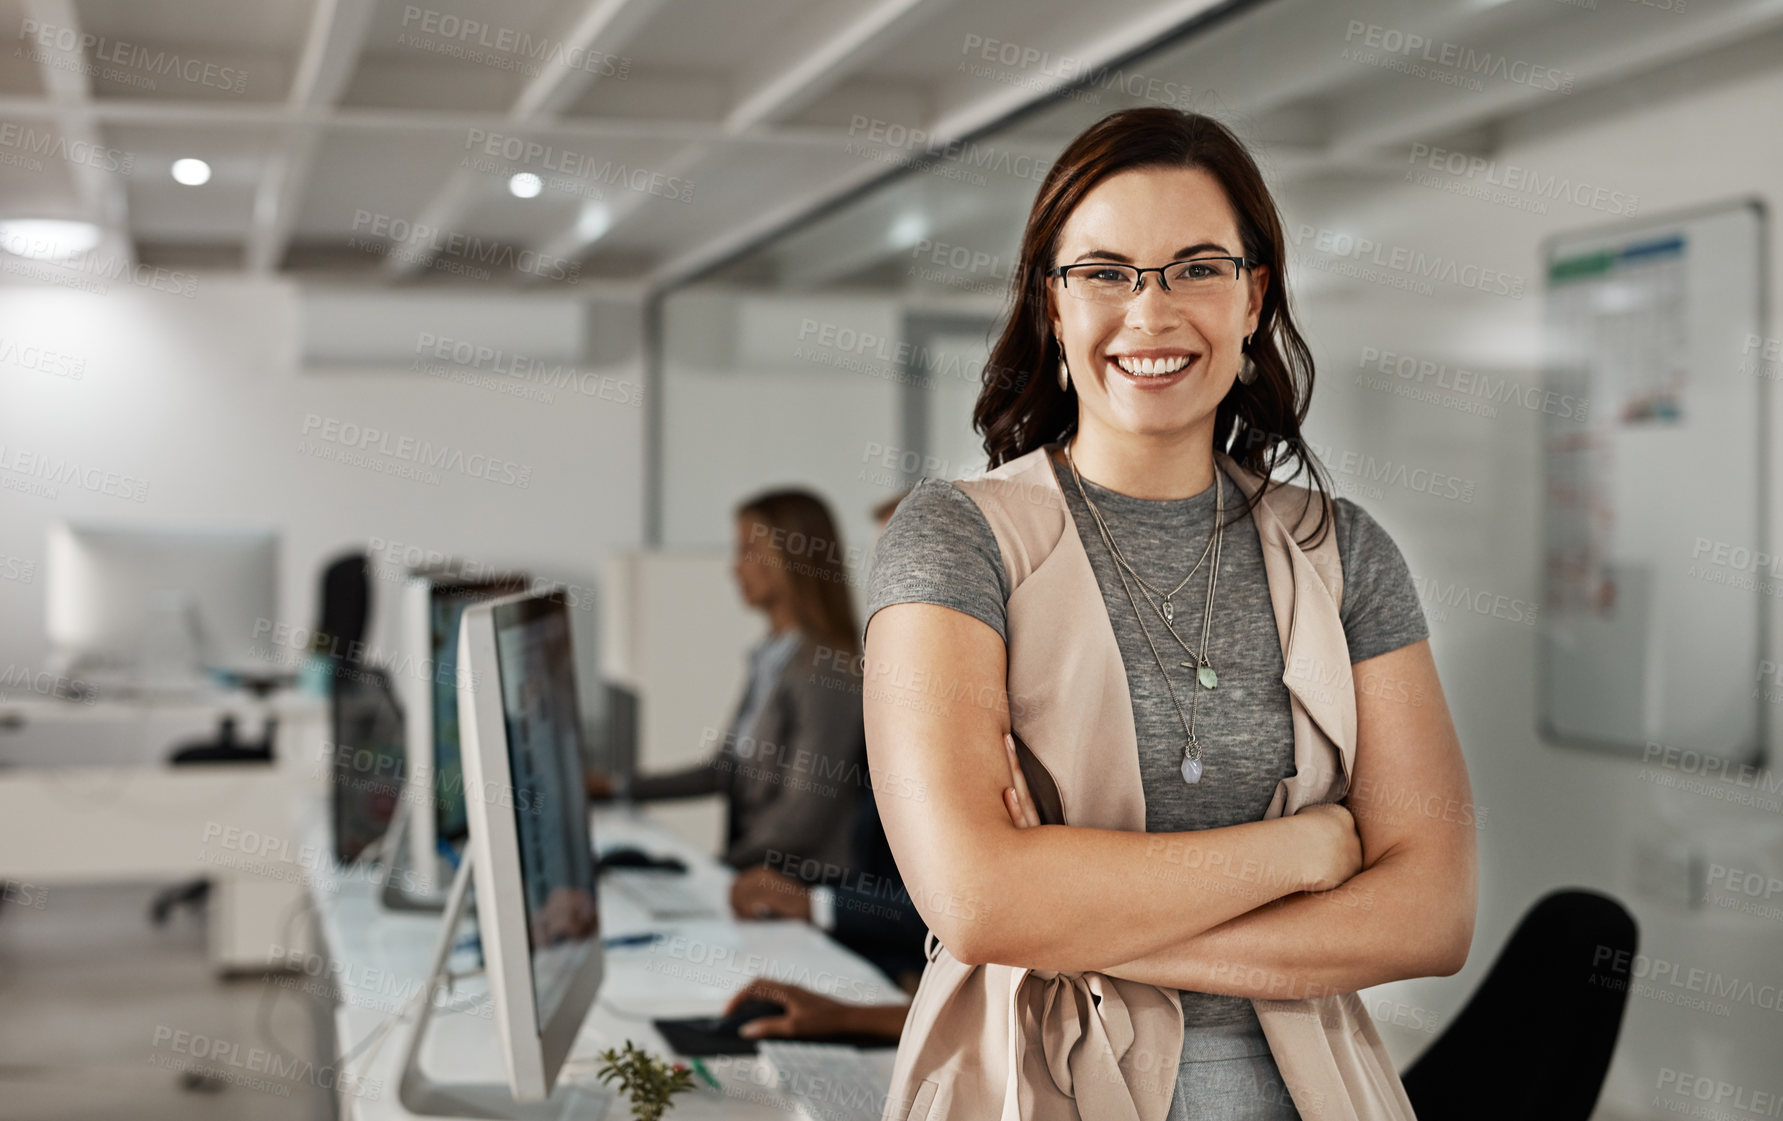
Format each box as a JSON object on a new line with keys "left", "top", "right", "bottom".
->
{"left": 1402, "top": 888, "right": 1638, "bottom": 1121}
{"left": 317, "top": 552, "right": 370, "bottom": 657}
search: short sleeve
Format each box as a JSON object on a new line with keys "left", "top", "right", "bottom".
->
{"left": 862, "top": 479, "right": 1010, "bottom": 647}
{"left": 1334, "top": 498, "right": 1429, "bottom": 663}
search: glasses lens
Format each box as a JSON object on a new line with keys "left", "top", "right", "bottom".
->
{"left": 1064, "top": 264, "right": 1139, "bottom": 303}
{"left": 1163, "top": 258, "right": 1239, "bottom": 288}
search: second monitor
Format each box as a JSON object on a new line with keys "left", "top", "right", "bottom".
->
{"left": 401, "top": 571, "right": 530, "bottom": 888}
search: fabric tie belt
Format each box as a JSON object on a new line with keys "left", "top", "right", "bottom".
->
{"left": 1001, "top": 966, "right": 1153, "bottom": 1121}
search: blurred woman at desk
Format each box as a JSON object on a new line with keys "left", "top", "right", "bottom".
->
{"left": 586, "top": 490, "right": 866, "bottom": 875}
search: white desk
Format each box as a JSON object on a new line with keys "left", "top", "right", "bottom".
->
{"left": 0, "top": 690, "right": 327, "bottom": 971}
{"left": 308, "top": 803, "right": 903, "bottom": 1120}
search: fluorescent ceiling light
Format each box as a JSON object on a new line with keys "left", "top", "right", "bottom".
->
{"left": 171, "top": 158, "right": 211, "bottom": 186}
{"left": 0, "top": 219, "right": 104, "bottom": 261}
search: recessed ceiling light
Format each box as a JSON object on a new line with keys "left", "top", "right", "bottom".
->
{"left": 577, "top": 201, "right": 609, "bottom": 242}
{"left": 888, "top": 212, "right": 926, "bottom": 248}
{"left": 0, "top": 218, "right": 104, "bottom": 261}
{"left": 171, "top": 158, "right": 212, "bottom": 186}
{"left": 509, "top": 172, "right": 543, "bottom": 199}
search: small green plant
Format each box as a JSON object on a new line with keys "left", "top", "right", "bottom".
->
{"left": 594, "top": 1040, "right": 697, "bottom": 1121}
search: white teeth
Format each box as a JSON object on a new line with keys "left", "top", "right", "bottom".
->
{"left": 1113, "top": 355, "right": 1192, "bottom": 377}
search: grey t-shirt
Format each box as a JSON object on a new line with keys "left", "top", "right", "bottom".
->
{"left": 862, "top": 447, "right": 1428, "bottom": 1030}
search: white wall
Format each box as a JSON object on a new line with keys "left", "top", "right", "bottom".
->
{"left": 0, "top": 276, "right": 646, "bottom": 714}
{"left": 661, "top": 290, "right": 907, "bottom": 614}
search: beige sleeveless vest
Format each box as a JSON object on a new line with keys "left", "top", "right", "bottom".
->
{"left": 879, "top": 443, "right": 1417, "bottom": 1121}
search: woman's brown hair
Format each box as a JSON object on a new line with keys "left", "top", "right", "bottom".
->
{"left": 735, "top": 490, "right": 862, "bottom": 657}
{"left": 972, "top": 107, "right": 1333, "bottom": 547}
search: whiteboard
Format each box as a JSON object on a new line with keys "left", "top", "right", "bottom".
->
{"left": 1538, "top": 200, "right": 1767, "bottom": 762}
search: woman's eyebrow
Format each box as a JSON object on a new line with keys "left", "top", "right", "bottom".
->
{"left": 1069, "top": 241, "right": 1232, "bottom": 263}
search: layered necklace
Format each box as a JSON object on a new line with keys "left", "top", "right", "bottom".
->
{"left": 1062, "top": 438, "right": 1225, "bottom": 785}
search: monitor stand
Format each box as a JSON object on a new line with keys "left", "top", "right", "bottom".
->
{"left": 395, "top": 858, "right": 613, "bottom": 1119}
{"left": 377, "top": 806, "right": 448, "bottom": 914}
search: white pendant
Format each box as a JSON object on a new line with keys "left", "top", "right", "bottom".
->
{"left": 1180, "top": 754, "right": 1204, "bottom": 784}
{"left": 1162, "top": 598, "right": 1174, "bottom": 623}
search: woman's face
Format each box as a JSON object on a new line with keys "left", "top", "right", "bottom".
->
{"left": 732, "top": 515, "right": 783, "bottom": 610}
{"left": 1047, "top": 165, "right": 1268, "bottom": 442}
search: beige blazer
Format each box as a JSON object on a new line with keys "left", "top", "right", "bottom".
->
{"left": 878, "top": 443, "right": 1416, "bottom": 1121}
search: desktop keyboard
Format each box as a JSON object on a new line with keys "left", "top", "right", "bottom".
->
{"left": 600, "top": 870, "right": 720, "bottom": 920}
{"left": 756, "top": 1041, "right": 891, "bottom": 1121}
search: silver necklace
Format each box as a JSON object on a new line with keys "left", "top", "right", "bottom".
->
{"left": 1062, "top": 439, "right": 1224, "bottom": 785}
{"left": 1089, "top": 487, "right": 1217, "bottom": 625}
{"left": 1064, "top": 441, "right": 1225, "bottom": 683}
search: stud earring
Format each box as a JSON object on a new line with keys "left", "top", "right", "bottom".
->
{"left": 1236, "top": 332, "right": 1258, "bottom": 385}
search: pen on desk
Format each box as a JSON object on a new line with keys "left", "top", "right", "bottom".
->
{"left": 688, "top": 1057, "right": 722, "bottom": 1092}
{"left": 601, "top": 932, "right": 664, "bottom": 949}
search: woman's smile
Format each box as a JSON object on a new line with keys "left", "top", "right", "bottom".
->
{"left": 1105, "top": 347, "right": 1203, "bottom": 389}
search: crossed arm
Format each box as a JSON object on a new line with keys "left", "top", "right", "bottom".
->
{"left": 864, "top": 602, "right": 1476, "bottom": 995}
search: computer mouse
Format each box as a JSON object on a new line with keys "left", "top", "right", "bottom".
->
{"left": 597, "top": 846, "right": 656, "bottom": 868}
{"left": 596, "top": 847, "right": 687, "bottom": 873}
{"left": 716, "top": 998, "right": 786, "bottom": 1035}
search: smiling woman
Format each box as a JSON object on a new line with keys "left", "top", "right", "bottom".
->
{"left": 863, "top": 108, "right": 1476, "bottom": 1121}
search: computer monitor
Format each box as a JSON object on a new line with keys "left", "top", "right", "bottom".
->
{"left": 458, "top": 590, "right": 603, "bottom": 1102}
{"left": 45, "top": 522, "right": 277, "bottom": 683}
{"left": 400, "top": 572, "right": 529, "bottom": 889}
{"left": 330, "top": 663, "right": 406, "bottom": 866}
{"left": 599, "top": 681, "right": 639, "bottom": 785}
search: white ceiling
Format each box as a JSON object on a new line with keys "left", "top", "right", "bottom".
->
{"left": 1, "top": 0, "right": 1779, "bottom": 293}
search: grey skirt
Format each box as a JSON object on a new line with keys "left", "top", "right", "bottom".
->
{"left": 1163, "top": 1020, "right": 1302, "bottom": 1121}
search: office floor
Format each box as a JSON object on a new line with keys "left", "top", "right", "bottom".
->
{"left": 0, "top": 882, "right": 330, "bottom": 1121}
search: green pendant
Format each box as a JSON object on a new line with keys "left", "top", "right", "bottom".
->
{"left": 1197, "top": 666, "right": 1218, "bottom": 690}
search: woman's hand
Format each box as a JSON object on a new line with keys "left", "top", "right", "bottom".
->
{"left": 1296, "top": 802, "right": 1364, "bottom": 893}
{"left": 1000, "top": 732, "right": 1041, "bottom": 829}
{"left": 728, "top": 866, "right": 813, "bottom": 921}
{"left": 722, "top": 979, "right": 863, "bottom": 1039}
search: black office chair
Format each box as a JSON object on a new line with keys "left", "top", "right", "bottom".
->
{"left": 149, "top": 551, "right": 372, "bottom": 927}
{"left": 315, "top": 552, "right": 371, "bottom": 662}
{"left": 1401, "top": 888, "right": 1637, "bottom": 1121}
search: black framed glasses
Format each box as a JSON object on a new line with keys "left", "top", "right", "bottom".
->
{"left": 1046, "top": 256, "right": 1257, "bottom": 304}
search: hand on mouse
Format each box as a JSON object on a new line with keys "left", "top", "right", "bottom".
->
{"left": 728, "top": 866, "right": 811, "bottom": 921}
{"left": 723, "top": 980, "right": 850, "bottom": 1039}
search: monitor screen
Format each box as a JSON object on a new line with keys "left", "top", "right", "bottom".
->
{"left": 430, "top": 578, "right": 526, "bottom": 842}
{"left": 46, "top": 522, "right": 277, "bottom": 678}
{"left": 492, "top": 599, "right": 598, "bottom": 1032}
{"left": 330, "top": 664, "right": 405, "bottom": 865}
